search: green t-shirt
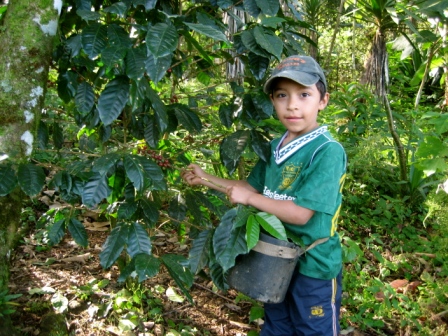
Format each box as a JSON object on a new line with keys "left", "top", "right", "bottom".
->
{"left": 247, "top": 126, "right": 346, "bottom": 280}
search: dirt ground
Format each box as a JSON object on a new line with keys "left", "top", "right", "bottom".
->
{"left": 9, "top": 226, "right": 258, "bottom": 336}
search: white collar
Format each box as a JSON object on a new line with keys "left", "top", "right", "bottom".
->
{"left": 274, "top": 126, "right": 328, "bottom": 165}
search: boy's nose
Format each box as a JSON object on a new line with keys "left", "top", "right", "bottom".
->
{"left": 287, "top": 97, "right": 300, "bottom": 110}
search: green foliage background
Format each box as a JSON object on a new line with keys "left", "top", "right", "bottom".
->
{"left": 0, "top": 0, "right": 447, "bottom": 334}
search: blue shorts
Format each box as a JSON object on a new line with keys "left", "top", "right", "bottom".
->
{"left": 260, "top": 268, "right": 342, "bottom": 336}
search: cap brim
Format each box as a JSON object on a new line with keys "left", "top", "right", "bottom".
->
{"left": 263, "top": 71, "right": 320, "bottom": 94}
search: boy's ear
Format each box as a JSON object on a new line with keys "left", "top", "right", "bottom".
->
{"left": 319, "top": 92, "right": 330, "bottom": 110}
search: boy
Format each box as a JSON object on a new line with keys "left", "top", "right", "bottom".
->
{"left": 181, "top": 55, "right": 346, "bottom": 336}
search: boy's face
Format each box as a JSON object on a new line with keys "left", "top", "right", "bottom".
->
{"left": 270, "top": 78, "right": 329, "bottom": 139}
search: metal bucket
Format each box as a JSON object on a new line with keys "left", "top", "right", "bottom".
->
{"left": 227, "top": 232, "right": 303, "bottom": 303}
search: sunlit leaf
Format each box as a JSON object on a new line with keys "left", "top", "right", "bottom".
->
{"left": 184, "top": 22, "right": 228, "bottom": 42}
{"left": 146, "top": 22, "right": 178, "bottom": 58}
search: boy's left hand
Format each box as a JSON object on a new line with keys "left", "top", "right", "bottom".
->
{"left": 226, "top": 185, "right": 255, "bottom": 205}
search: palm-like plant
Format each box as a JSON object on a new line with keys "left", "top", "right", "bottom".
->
{"left": 358, "top": 0, "right": 397, "bottom": 97}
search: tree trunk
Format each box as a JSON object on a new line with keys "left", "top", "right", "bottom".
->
{"left": 324, "top": 0, "right": 345, "bottom": 71}
{"left": 0, "top": 0, "right": 61, "bottom": 332}
{"left": 361, "top": 29, "right": 389, "bottom": 97}
{"left": 362, "top": 28, "right": 407, "bottom": 187}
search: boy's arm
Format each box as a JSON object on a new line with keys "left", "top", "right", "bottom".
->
{"left": 181, "top": 164, "right": 258, "bottom": 194}
{"left": 227, "top": 185, "right": 314, "bottom": 225}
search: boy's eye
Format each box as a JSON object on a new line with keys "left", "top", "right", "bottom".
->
{"left": 301, "top": 92, "right": 310, "bottom": 97}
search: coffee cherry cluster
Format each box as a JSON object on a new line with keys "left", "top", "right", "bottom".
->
{"left": 138, "top": 146, "right": 172, "bottom": 169}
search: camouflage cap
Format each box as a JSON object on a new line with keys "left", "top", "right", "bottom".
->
{"left": 263, "top": 55, "right": 327, "bottom": 94}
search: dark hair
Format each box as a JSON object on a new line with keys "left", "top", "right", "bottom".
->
{"left": 270, "top": 78, "right": 327, "bottom": 100}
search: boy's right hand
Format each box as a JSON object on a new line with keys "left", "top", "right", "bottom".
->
{"left": 180, "top": 164, "right": 206, "bottom": 186}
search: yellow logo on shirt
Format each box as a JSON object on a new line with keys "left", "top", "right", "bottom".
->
{"left": 310, "top": 305, "right": 324, "bottom": 317}
{"left": 280, "top": 163, "right": 301, "bottom": 190}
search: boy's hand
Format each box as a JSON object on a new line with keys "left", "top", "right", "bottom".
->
{"left": 180, "top": 164, "right": 206, "bottom": 186}
{"left": 226, "top": 184, "right": 255, "bottom": 205}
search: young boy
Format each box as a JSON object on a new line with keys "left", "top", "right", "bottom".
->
{"left": 181, "top": 55, "right": 346, "bottom": 336}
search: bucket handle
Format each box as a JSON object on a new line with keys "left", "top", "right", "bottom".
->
{"left": 252, "top": 237, "right": 329, "bottom": 259}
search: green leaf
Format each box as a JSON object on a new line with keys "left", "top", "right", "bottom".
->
{"left": 81, "top": 23, "right": 108, "bottom": 59}
{"left": 341, "top": 236, "right": 364, "bottom": 263}
{"left": 101, "top": 45, "right": 127, "bottom": 68}
{"left": 127, "top": 222, "right": 152, "bottom": 258}
{"left": 100, "top": 223, "right": 129, "bottom": 269}
{"left": 416, "top": 136, "right": 448, "bottom": 158}
{"left": 0, "top": 165, "right": 17, "bottom": 196}
{"left": 168, "top": 194, "right": 187, "bottom": 223}
{"left": 245, "top": 215, "right": 260, "bottom": 250}
{"left": 133, "top": 0, "right": 157, "bottom": 11}
{"left": 57, "top": 71, "right": 78, "bottom": 103}
{"left": 125, "top": 46, "right": 147, "bottom": 80}
{"left": 255, "top": 0, "right": 279, "bottom": 16}
{"left": 37, "top": 120, "right": 49, "bottom": 149}
{"left": 233, "top": 205, "right": 253, "bottom": 228}
{"left": 98, "top": 76, "right": 130, "bottom": 126}
{"left": 117, "top": 200, "right": 138, "bottom": 220}
{"left": 82, "top": 173, "right": 112, "bottom": 208}
{"left": 108, "top": 164, "right": 126, "bottom": 204}
{"left": 48, "top": 219, "right": 66, "bottom": 246}
{"left": 250, "top": 129, "right": 271, "bottom": 162}
{"left": 252, "top": 90, "right": 274, "bottom": 118}
{"left": 144, "top": 116, "right": 160, "bottom": 148}
{"left": 75, "top": 81, "right": 95, "bottom": 114}
{"left": 172, "top": 104, "right": 202, "bottom": 133}
{"left": 137, "top": 156, "right": 165, "bottom": 181}
{"left": 260, "top": 16, "right": 286, "bottom": 28}
{"left": 219, "top": 103, "right": 234, "bottom": 129}
{"left": 255, "top": 212, "right": 287, "bottom": 241}
{"left": 146, "top": 53, "right": 172, "bottom": 84}
{"left": 146, "top": 21, "right": 178, "bottom": 58}
{"left": 108, "top": 24, "right": 133, "bottom": 48}
{"left": 123, "top": 155, "right": 145, "bottom": 191}
{"left": 53, "top": 121, "right": 64, "bottom": 150}
{"left": 92, "top": 153, "right": 121, "bottom": 175}
{"left": 161, "top": 254, "right": 194, "bottom": 303}
{"left": 241, "top": 29, "right": 270, "bottom": 58}
{"left": 248, "top": 52, "right": 270, "bottom": 81}
{"left": 183, "top": 22, "right": 228, "bottom": 43}
{"left": 253, "top": 26, "right": 283, "bottom": 61}
{"left": 188, "top": 229, "right": 213, "bottom": 274}
{"left": 102, "top": 2, "right": 128, "bottom": 17}
{"left": 182, "top": 31, "right": 214, "bottom": 65}
{"left": 249, "top": 305, "right": 265, "bottom": 322}
{"left": 134, "top": 253, "right": 160, "bottom": 282}
{"left": 220, "top": 130, "right": 250, "bottom": 175}
{"left": 184, "top": 190, "right": 204, "bottom": 225}
{"left": 76, "top": 9, "right": 101, "bottom": 22}
{"left": 147, "top": 85, "right": 168, "bottom": 133}
{"left": 17, "top": 163, "right": 45, "bottom": 197}
{"left": 67, "top": 218, "right": 88, "bottom": 247}
{"left": 139, "top": 198, "right": 160, "bottom": 227}
{"left": 213, "top": 209, "right": 248, "bottom": 271}
{"left": 243, "top": 0, "right": 262, "bottom": 17}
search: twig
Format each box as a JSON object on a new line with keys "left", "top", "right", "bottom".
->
{"left": 199, "top": 177, "right": 226, "bottom": 190}
{"left": 414, "top": 252, "right": 436, "bottom": 258}
{"left": 193, "top": 282, "right": 234, "bottom": 303}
